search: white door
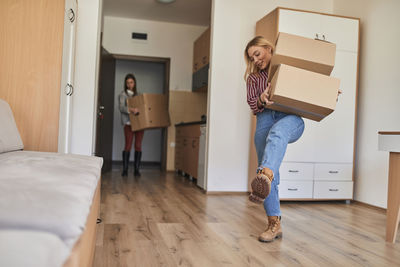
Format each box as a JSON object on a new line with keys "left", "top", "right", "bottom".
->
{"left": 312, "top": 51, "right": 358, "bottom": 163}
{"left": 319, "top": 15, "right": 359, "bottom": 52}
{"left": 278, "top": 9, "right": 321, "bottom": 40}
{"left": 58, "top": 0, "right": 77, "bottom": 153}
{"left": 278, "top": 9, "right": 323, "bottom": 163}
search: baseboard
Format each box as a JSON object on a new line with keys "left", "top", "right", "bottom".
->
{"left": 352, "top": 200, "right": 386, "bottom": 213}
{"left": 112, "top": 161, "right": 161, "bottom": 169}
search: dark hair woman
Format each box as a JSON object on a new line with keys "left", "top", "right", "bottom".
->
{"left": 118, "top": 73, "right": 144, "bottom": 177}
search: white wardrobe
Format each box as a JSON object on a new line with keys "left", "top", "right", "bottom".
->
{"left": 249, "top": 8, "right": 360, "bottom": 200}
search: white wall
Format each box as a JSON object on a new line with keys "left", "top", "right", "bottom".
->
{"left": 70, "top": 0, "right": 102, "bottom": 155}
{"left": 102, "top": 16, "right": 207, "bottom": 92}
{"left": 206, "top": 0, "right": 334, "bottom": 191}
{"left": 333, "top": 0, "right": 400, "bottom": 208}
{"left": 112, "top": 59, "right": 164, "bottom": 162}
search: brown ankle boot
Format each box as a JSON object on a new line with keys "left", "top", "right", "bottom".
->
{"left": 259, "top": 216, "right": 283, "bottom": 242}
{"left": 249, "top": 167, "right": 274, "bottom": 204}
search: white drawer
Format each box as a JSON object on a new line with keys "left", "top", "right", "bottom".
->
{"left": 279, "top": 180, "right": 313, "bottom": 199}
{"left": 313, "top": 181, "right": 353, "bottom": 199}
{"left": 314, "top": 163, "right": 352, "bottom": 181}
{"left": 280, "top": 162, "right": 314, "bottom": 180}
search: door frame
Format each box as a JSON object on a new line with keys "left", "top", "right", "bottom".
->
{"left": 95, "top": 47, "right": 116, "bottom": 173}
{"left": 112, "top": 54, "right": 171, "bottom": 172}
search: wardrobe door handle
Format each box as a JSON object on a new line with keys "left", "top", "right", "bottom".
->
{"left": 288, "top": 188, "right": 298, "bottom": 191}
{"left": 64, "top": 83, "right": 73, "bottom": 96}
{"left": 329, "top": 189, "right": 339, "bottom": 192}
{"left": 68, "top": 8, "right": 75, "bottom": 23}
{"left": 288, "top": 170, "right": 299, "bottom": 173}
{"left": 328, "top": 170, "right": 339, "bottom": 174}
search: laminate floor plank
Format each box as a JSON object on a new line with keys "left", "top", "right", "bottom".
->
{"left": 93, "top": 170, "right": 400, "bottom": 267}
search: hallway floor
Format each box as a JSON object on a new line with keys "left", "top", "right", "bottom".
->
{"left": 94, "top": 169, "right": 400, "bottom": 267}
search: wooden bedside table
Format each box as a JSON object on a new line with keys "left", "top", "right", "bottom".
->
{"left": 378, "top": 131, "right": 400, "bottom": 243}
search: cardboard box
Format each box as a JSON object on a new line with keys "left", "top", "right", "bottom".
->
{"left": 268, "top": 64, "right": 340, "bottom": 121}
{"left": 269, "top": 32, "right": 336, "bottom": 80}
{"left": 127, "top": 93, "right": 171, "bottom": 131}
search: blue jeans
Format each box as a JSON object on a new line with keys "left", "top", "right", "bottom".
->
{"left": 254, "top": 110, "right": 305, "bottom": 216}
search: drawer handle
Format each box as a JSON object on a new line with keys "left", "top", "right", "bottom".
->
{"left": 329, "top": 171, "right": 339, "bottom": 174}
{"left": 329, "top": 189, "right": 339, "bottom": 192}
{"left": 288, "top": 170, "right": 299, "bottom": 173}
{"left": 288, "top": 188, "right": 298, "bottom": 191}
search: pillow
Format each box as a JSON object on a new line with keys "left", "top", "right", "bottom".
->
{"left": 0, "top": 99, "right": 24, "bottom": 153}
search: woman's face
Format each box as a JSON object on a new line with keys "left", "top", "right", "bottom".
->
{"left": 247, "top": 45, "right": 272, "bottom": 70}
{"left": 126, "top": 78, "right": 135, "bottom": 91}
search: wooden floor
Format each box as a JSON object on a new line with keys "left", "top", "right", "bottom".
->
{"left": 94, "top": 169, "right": 400, "bottom": 267}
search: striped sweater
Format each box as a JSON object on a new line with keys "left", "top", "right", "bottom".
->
{"left": 246, "top": 70, "right": 269, "bottom": 114}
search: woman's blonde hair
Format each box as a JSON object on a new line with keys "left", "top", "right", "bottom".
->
{"left": 244, "top": 36, "right": 274, "bottom": 80}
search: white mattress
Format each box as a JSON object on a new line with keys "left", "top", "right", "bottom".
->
{"left": 0, "top": 151, "right": 103, "bottom": 248}
{"left": 0, "top": 230, "right": 70, "bottom": 267}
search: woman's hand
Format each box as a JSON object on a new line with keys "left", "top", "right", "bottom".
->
{"left": 129, "top": 107, "right": 139, "bottom": 115}
{"left": 260, "top": 82, "right": 274, "bottom": 106}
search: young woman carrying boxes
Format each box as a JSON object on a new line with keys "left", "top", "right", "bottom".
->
{"left": 244, "top": 36, "right": 305, "bottom": 242}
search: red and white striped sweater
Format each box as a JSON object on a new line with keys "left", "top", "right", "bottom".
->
{"left": 246, "top": 69, "right": 269, "bottom": 114}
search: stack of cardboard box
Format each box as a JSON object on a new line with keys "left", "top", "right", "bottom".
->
{"left": 127, "top": 93, "right": 171, "bottom": 131}
{"left": 266, "top": 32, "right": 340, "bottom": 121}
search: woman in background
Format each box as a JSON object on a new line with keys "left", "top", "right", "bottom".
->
{"left": 244, "top": 36, "right": 305, "bottom": 242}
{"left": 119, "top": 73, "right": 144, "bottom": 177}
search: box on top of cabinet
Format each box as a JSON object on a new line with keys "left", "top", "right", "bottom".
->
{"left": 127, "top": 93, "right": 171, "bottom": 131}
{"left": 256, "top": 8, "right": 279, "bottom": 45}
{"left": 269, "top": 32, "right": 336, "bottom": 79}
{"left": 269, "top": 64, "right": 340, "bottom": 121}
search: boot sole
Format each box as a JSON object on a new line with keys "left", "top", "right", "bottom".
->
{"left": 258, "top": 233, "right": 283, "bottom": 243}
{"left": 249, "top": 176, "right": 271, "bottom": 204}
{"left": 248, "top": 193, "right": 264, "bottom": 204}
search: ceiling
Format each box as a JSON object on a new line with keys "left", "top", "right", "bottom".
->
{"left": 103, "top": 0, "right": 212, "bottom": 26}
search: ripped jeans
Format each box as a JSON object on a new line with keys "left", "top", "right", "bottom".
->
{"left": 254, "top": 109, "right": 305, "bottom": 216}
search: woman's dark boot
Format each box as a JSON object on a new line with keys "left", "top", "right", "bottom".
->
{"left": 134, "top": 151, "right": 142, "bottom": 177}
{"left": 122, "top": 151, "right": 130, "bottom": 176}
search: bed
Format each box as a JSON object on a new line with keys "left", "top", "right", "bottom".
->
{"left": 0, "top": 98, "right": 102, "bottom": 267}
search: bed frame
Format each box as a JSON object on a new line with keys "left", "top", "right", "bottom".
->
{"left": 63, "top": 179, "right": 101, "bottom": 267}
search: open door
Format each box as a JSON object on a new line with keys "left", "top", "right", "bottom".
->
{"left": 95, "top": 48, "right": 116, "bottom": 173}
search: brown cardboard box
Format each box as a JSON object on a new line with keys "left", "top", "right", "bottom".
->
{"left": 268, "top": 32, "right": 336, "bottom": 80}
{"left": 127, "top": 93, "right": 171, "bottom": 131}
{"left": 268, "top": 64, "right": 340, "bottom": 121}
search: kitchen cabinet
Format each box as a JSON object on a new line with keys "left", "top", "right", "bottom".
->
{"left": 192, "top": 28, "right": 210, "bottom": 92}
{"left": 175, "top": 123, "right": 201, "bottom": 178}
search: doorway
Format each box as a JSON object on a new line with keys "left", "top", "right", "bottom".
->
{"left": 96, "top": 51, "right": 170, "bottom": 172}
